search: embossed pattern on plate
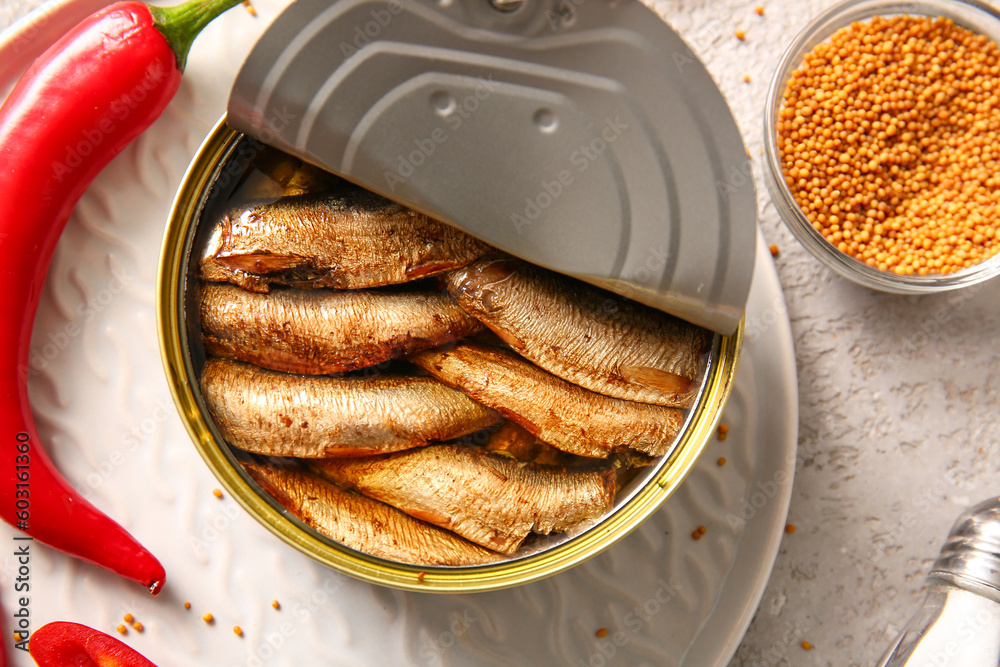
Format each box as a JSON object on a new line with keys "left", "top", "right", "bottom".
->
{"left": 0, "top": 1, "right": 796, "bottom": 665}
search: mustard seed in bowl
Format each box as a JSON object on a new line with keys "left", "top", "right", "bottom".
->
{"left": 777, "top": 14, "right": 1000, "bottom": 276}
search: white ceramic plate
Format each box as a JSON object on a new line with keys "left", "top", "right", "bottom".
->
{"left": 0, "top": 1, "right": 797, "bottom": 664}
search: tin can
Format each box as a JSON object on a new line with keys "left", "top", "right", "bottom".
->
{"left": 157, "top": 116, "right": 743, "bottom": 593}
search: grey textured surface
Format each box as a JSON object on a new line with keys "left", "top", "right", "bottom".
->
{"left": 658, "top": 1, "right": 1000, "bottom": 665}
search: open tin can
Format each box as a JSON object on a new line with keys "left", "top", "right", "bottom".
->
{"left": 157, "top": 116, "right": 742, "bottom": 593}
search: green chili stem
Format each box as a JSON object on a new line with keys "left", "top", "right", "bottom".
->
{"left": 150, "top": 0, "right": 246, "bottom": 72}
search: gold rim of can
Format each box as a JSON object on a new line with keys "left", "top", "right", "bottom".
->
{"left": 157, "top": 116, "right": 744, "bottom": 593}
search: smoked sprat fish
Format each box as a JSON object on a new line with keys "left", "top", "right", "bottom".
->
{"left": 200, "top": 190, "right": 490, "bottom": 292}
{"left": 446, "top": 258, "right": 711, "bottom": 408}
{"left": 411, "top": 342, "right": 685, "bottom": 458}
{"left": 200, "top": 358, "right": 500, "bottom": 457}
{"left": 243, "top": 462, "right": 500, "bottom": 566}
{"left": 311, "top": 445, "right": 616, "bottom": 554}
{"left": 483, "top": 421, "right": 567, "bottom": 466}
{"left": 199, "top": 283, "right": 481, "bottom": 375}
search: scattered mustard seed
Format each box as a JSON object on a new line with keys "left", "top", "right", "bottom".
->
{"left": 234, "top": 626, "right": 244, "bottom": 636}
{"left": 596, "top": 628, "right": 608, "bottom": 638}
{"left": 242, "top": 0, "right": 257, "bottom": 17}
{"left": 691, "top": 530, "right": 702, "bottom": 541}
{"left": 744, "top": 74, "right": 751, "bottom": 83}
{"left": 786, "top": 523, "right": 797, "bottom": 534}
{"left": 271, "top": 600, "right": 280, "bottom": 610}
{"left": 735, "top": 29, "right": 746, "bottom": 41}
{"left": 717, "top": 457, "right": 727, "bottom": 466}
{"left": 212, "top": 488, "right": 223, "bottom": 499}
{"left": 717, "top": 424, "right": 729, "bottom": 441}
{"left": 755, "top": 6, "right": 765, "bottom": 15}
{"left": 123, "top": 614, "right": 134, "bottom": 624}
{"left": 115, "top": 625, "right": 127, "bottom": 635}
{"left": 203, "top": 613, "right": 214, "bottom": 623}
{"left": 184, "top": 602, "right": 191, "bottom": 610}
{"left": 778, "top": 15, "right": 1000, "bottom": 275}
{"left": 697, "top": 525, "right": 707, "bottom": 535}
{"left": 132, "top": 622, "right": 143, "bottom": 632}
{"left": 770, "top": 244, "right": 780, "bottom": 257}
{"left": 802, "top": 641, "right": 813, "bottom": 650}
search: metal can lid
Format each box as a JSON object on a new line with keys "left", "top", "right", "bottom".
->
{"left": 930, "top": 497, "right": 1000, "bottom": 602}
{"left": 226, "top": 0, "right": 756, "bottom": 334}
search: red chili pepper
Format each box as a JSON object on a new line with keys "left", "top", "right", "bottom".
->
{"left": 28, "top": 621, "right": 158, "bottom": 667}
{"left": 0, "top": 0, "right": 243, "bottom": 593}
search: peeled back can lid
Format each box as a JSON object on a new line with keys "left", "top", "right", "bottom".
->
{"left": 226, "top": 0, "right": 758, "bottom": 335}
{"left": 930, "top": 497, "right": 1000, "bottom": 603}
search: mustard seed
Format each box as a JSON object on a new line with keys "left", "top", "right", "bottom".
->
{"left": 779, "top": 15, "right": 1000, "bottom": 275}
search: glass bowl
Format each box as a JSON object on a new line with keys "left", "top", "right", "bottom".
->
{"left": 763, "top": 0, "right": 1000, "bottom": 292}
